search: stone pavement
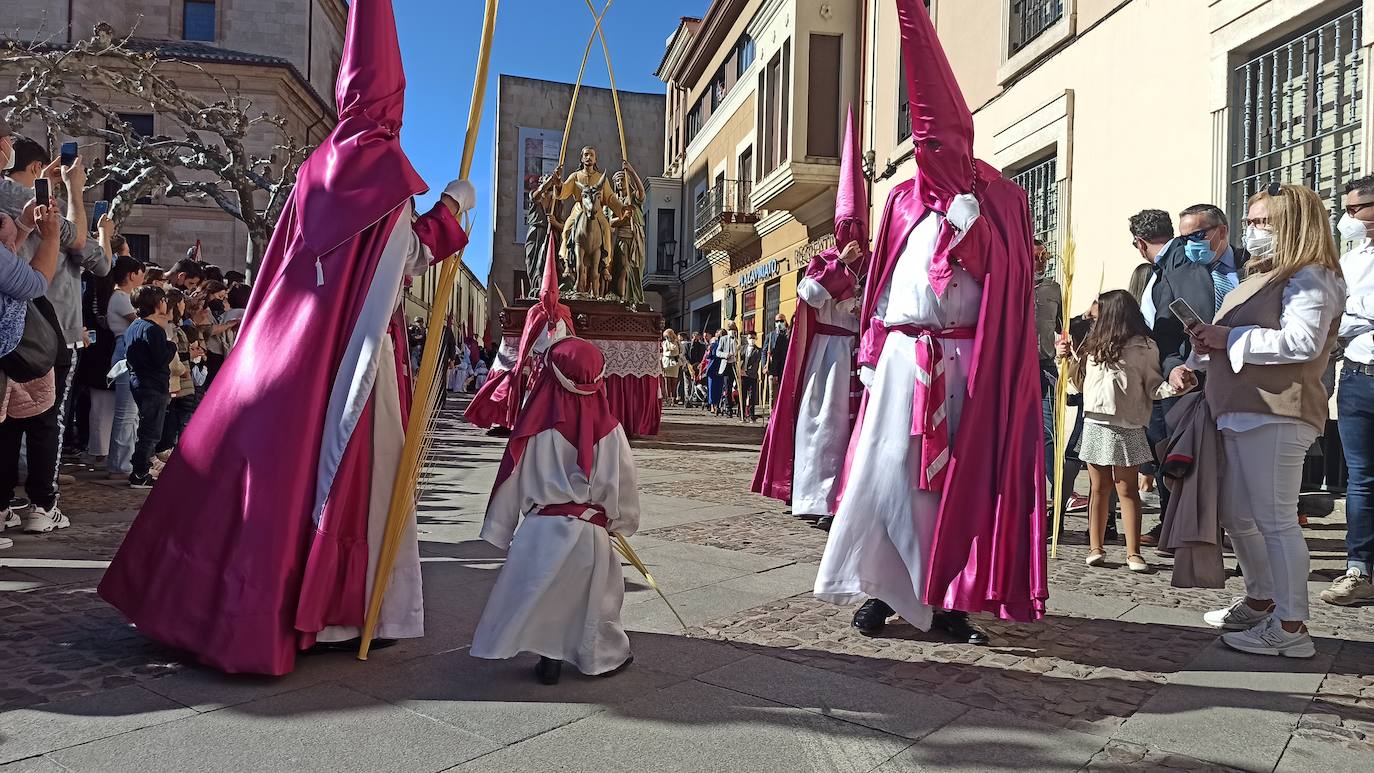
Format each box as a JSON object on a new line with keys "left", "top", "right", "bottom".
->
{"left": 1, "top": 404, "right": 1371, "bottom": 772}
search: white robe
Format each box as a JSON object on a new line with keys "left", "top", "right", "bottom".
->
{"left": 792, "top": 276, "right": 861, "bottom": 516}
{"left": 316, "top": 200, "right": 435, "bottom": 643}
{"left": 814, "top": 212, "right": 983, "bottom": 631}
{"left": 471, "top": 427, "right": 641, "bottom": 674}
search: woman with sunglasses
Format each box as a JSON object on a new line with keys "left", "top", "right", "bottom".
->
{"left": 1174, "top": 183, "right": 1347, "bottom": 658}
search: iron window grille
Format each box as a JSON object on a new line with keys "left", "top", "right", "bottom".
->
{"left": 1009, "top": 0, "right": 1064, "bottom": 55}
{"left": 1011, "top": 155, "right": 1060, "bottom": 265}
{"left": 1229, "top": 5, "right": 1363, "bottom": 233}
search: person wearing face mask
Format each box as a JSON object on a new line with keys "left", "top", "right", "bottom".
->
{"left": 1169, "top": 183, "right": 1346, "bottom": 658}
{"left": 1033, "top": 240, "right": 1064, "bottom": 505}
{"left": 1319, "top": 175, "right": 1374, "bottom": 607}
{"left": 1143, "top": 204, "right": 1249, "bottom": 539}
{"left": 762, "top": 314, "right": 789, "bottom": 408}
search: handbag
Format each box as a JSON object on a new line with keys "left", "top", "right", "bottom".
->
{"left": 0, "top": 296, "right": 63, "bottom": 383}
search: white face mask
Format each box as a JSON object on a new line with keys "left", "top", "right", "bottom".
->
{"left": 1244, "top": 225, "right": 1276, "bottom": 258}
{"left": 1338, "top": 212, "right": 1370, "bottom": 242}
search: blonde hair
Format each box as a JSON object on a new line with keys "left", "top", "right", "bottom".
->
{"left": 1246, "top": 184, "right": 1343, "bottom": 284}
{"left": 663, "top": 328, "right": 675, "bottom": 339}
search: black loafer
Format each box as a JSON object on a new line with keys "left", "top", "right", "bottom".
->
{"left": 934, "top": 611, "right": 988, "bottom": 645}
{"left": 596, "top": 655, "right": 634, "bottom": 678}
{"left": 813, "top": 516, "right": 834, "bottom": 532}
{"left": 535, "top": 656, "right": 563, "bottom": 685}
{"left": 852, "top": 599, "right": 894, "bottom": 637}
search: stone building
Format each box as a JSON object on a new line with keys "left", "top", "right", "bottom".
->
{"left": 866, "top": 0, "right": 1369, "bottom": 309}
{"left": 653, "top": 0, "right": 861, "bottom": 339}
{"left": 5, "top": 0, "right": 347, "bottom": 273}
{"left": 487, "top": 74, "right": 665, "bottom": 333}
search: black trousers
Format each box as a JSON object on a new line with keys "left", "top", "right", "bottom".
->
{"left": 0, "top": 351, "right": 77, "bottom": 510}
{"left": 156, "top": 393, "right": 199, "bottom": 453}
{"left": 131, "top": 386, "right": 170, "bottom": 478}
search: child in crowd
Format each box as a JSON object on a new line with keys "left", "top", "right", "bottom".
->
{"left": 155, "top": 289, "right": 195, "bottom": 464}
{"left": 1057, "top": 290, "right": 1193, "bottom": 572}
{"left": 470, "top": 337, "right": 641, "bottom": 685}
{"left": 124, "top": 286, "right": 177, "bottom": 489}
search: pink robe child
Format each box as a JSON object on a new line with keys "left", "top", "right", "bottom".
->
{"left": 814, "top": 0, "right": 1046, "bottom": 626}
{"left": 98, "top": 0, "right": 470, "bottom": 675}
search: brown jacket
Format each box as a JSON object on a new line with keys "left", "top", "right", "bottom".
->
{"left": 1158, "top": 391, "right": 1226, "bottom": 588}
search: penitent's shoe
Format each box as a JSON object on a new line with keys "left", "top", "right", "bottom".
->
{"left": 1221, "top": 617, "right": 1316, "bottom": 659}
{"left": 933, "top": 610, "right": 989, "bottom": 645}
{"left": 535, "top": 657, "right": 563, "bottom": 685}
{"left": 851, "top": 599, "right": 894, "bottom": 637}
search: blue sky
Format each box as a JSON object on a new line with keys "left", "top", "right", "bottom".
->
{"left": 394, "top": 1, "right": 703, "bottom": 280}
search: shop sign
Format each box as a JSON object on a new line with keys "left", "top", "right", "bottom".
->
{"left": 737, "top": 258, "right": 779, "bottom": 288}
{"left": 795, "top": 234, "right": 837, "bottom": 263}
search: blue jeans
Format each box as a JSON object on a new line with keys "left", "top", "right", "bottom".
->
{"left": 131, "top": 386, "right": 170, "bottom": 479}
{"left": 1337, "top": 368, "right": 1374, "bottom": 576}
{"left": 106, "top": 376, "right": 138, "bottom": 475}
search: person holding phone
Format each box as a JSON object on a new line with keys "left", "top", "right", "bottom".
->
{"left": 1171, "top": 183, "right": 1347, "bottom": 658}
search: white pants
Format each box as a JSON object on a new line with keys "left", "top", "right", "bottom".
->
{"left": 87, "top": 389, "right": 114, "bottom": 457}
{"left": 1220, "top": 422, "right": 1318, "bottom": 622}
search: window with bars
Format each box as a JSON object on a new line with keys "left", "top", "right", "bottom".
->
{"left": 1010, "top": 156, "right": 1060, "bottom": 262}
{"left": 1009, "top": 0, "right": 1064, "bottom": 55}
{"left": 1229, "top": 6, "right": 1363, "bottom": 231}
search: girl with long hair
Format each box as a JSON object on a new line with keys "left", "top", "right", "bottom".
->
{"left": 1059, "top": 290, "right": 1190, "bottom": 572}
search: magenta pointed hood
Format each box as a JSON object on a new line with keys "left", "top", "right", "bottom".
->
{"left": 293, "top": 0, "right": 427, "bottom": 257}
{"left": 895, "top": 0, "right": 975, "bottom": 211}
{"left": 834, "top": 103, "right": 868, "bottom": 253}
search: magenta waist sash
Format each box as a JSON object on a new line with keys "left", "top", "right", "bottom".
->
{"left": 878, "top": 321, "right": 976, "bottom": 492}
{"left": 536, "top": 503, "right": 610, "bottom": 529}
{"left": 815, "top": 323, "right": 859, "bottom": 339}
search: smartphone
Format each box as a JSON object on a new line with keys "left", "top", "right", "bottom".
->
{"left": 34, "top": 178, "right": 50, "bottom": 207}
{"left": 1168, "top": 298, "right": 1205, "bottom": 331}
{"left": 86, "top": 329, "right": 98, "bottom": 345}
{"left": 91, "top": 200, "right": 109, "bottom": 229}
{"left": 60, "top": 141, "right": 78, "bottom": 167}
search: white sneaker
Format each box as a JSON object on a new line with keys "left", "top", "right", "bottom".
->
{"left": 0, "top": 536, "right": 12, "bottom": 549}
{"left": 2, "top": 508, "right": 19, "bottom": 530}
{"left": 22, "top": 506, "right": 71, "bottom": 534}
{"left": 1203, "top": 597, "right": 1273, "bottom": 630}
{"left": 1221, "top": 617, "right": 1316, "bottom": 659}
{"left": 1319, "top": 568, "right": 1374, "bottom": 606}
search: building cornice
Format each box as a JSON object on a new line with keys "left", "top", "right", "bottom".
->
{"left": 677, "top": 0, "right": 749, "bottom": 86}
{"left": 655, "top": 17, "right": 703, "bottom": 81}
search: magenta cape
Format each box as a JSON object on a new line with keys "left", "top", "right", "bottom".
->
{"left": 751, "top": 255, "right": 858, "bottom": 505}
{"left": 97, "top": 0, "right": 469, "bottom": 675}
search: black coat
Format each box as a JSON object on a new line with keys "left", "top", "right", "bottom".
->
{"left": 1148, "top": 241, "right": 1250, "bottom": 373}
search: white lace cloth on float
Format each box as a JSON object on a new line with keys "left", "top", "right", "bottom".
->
{"left": 501, "top": 336, "right": 661, "bottom": 379}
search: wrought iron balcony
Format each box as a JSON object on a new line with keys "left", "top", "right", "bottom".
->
{"left": 693, "top": 179, "right": 760, "bottom": 252}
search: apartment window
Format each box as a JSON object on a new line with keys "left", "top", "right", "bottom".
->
{"left": 123, "top": 234, "right": 150, "bottom": 263}
{"left": 757, "top": 40, "right": 792, "bottom": 178}
{"left": 183, "top": 0, "right": 216, "bottom": 42}
{"left": 897, "top": 70, "right": 911, "bottom": 140}
{"left": 1009, "top": 0, "right": 1063, "bottom": 55}
{"left": 656, "top": 208, "right": 677, "bottom": 274}
{"left": 1229, "top": 6, "right": 1363, "bottom": 231}
{"left": 687, "top": 101, "right": 703, "bottom": 144}
{"left": 1010, "top": 155, "right": 1059, "bottom": 262}
{"left": 742, "top": 286, "right": 757, "bottom": 334}
{"left": 737, "top": 35, "right": 756, "bottom": 77}
{"left": 763, "top": 279, "right": 781, "bottom": 328}
{"left": 709, "top": 68, "right": 726, "bottom": 110}
{"left": 807, "top": 34, "right": 842, "bottom": 158}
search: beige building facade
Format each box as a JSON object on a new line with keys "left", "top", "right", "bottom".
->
{"left": 6, "top": 0, "right": 347, "bottom": 273}
{"left": 404, "top": 259, "right": 489, "bottom": 344}
{"left": 654, "top": 0, "right": 863, "bottom": 339}
{"left": 865, "top": 0, "right": 1368, "bottom": 310}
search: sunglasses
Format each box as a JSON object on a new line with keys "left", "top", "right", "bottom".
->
{"left": 1180, "top": 226, "right": 1219, "bottom": 243}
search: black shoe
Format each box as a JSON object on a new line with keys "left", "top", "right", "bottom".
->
{"left": 933, "top": 611, "right": 989, "bottom": 645}
{"left": 813, "top": 516, "right": 834, "bottom": 532}
{"left": 852, "top": 599, "right": 894, "bottom": 637}
{"left": 486, "top": 427, "right": 512, "bottom": 437}
{"left": 793, "top": 513, "right": 822, "bottom": 523}
{"left": 128, "top": 473, "right": 155, "bottom": 490}
{"left": 535, "top": 656, "right": 563, "bottom": 685}
{"left": 596, "top": 654, "right": 634, "bottom": 678}
{"left": 305, "top": 637, "right": 397, "bottom": 654}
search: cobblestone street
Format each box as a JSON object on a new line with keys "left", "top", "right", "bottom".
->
{"left": 1, "top": 405, "right": 1371, "bottom": 772}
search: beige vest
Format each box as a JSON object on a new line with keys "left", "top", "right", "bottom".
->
{"left": 1204, "top": 271, "right": 1337, "bottom": 430}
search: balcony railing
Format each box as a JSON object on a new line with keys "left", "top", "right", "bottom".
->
{"left": 1009, "top": 0, "right": 1064, "bottom": 54}
{"left": 693, "top": 179, "right": 758, "bottom": 243}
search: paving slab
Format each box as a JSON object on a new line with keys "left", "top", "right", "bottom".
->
{"left": 47, "top": 684, "right": 499, "bottom": 773}
{"left": 1274, "top": 734, "right": 1372, "bottom": 773}
{"left": 715, "top": 562, "right": 818, "bottom": 599}
{"left": 0, "top": 568, "right": 49, "bottom": 592}
{"left": 635, "top": 541, "right": 792, "bottom": 573}
{"left": 1044, "top": 588, "right": 1138, "bottom": 621}
{"left": 0, "top": 757, "right": 68, "bottom": 772}
{"left": 350, "top": 647, "right": 688, "bottom": 745}
{"left": 622, "top": 631, "right": 752, "bottom": 678}
{"left": 1116, "top": 602, "right": 1213, "bottom": 629}
{"left": 623, "top": 583, "right": 781, "bottom": 634}
{"left": 697, "top": 654, "right": 967, "bottom": 741}
{"left": 0, "top": 685, "right": 195, "bottom": 765}
{"left": 448, "top": 679, "right": 914, "bottom": 773}
{"left": 621, "top": 552, "right": 754, "bottom": 602}
{"left": 1115, "top": 642, "right": 1330, "bottom": 771}
{"left": 879, "top": 708, "right": 1104, "bottom": 772}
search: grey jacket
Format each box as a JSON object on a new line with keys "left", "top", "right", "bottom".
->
{"left": 0, "top": 177, "right": 112, "bottom": 345}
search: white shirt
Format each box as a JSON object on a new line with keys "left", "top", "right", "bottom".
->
{"left": 1188, "top": 265, "right": 1347, "bottom": 432}
{"left": 107, "top": 289, "right": 135, "bottom": 336}
{"left": 1340, "top": 238, "right": 1374, "bottom": 365}
{"left": 1139, "top": 238, "right": 1174, "bottom": 328}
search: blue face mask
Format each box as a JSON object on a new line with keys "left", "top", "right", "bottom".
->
{"left": 1184, "top": 240, "right": 1216, "bottom": 264}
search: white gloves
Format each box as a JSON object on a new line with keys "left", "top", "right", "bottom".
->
{"left": 443, "top": 180, "right": 477, "bottom": 214}
{"left": 946, "top": 193, "right": 980, "bottom": 233}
